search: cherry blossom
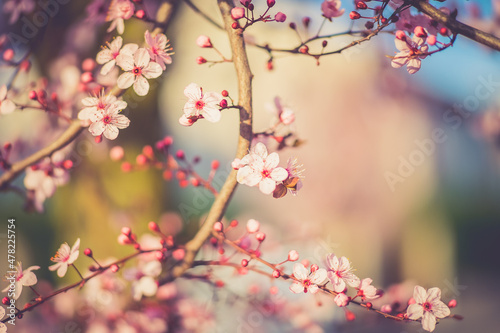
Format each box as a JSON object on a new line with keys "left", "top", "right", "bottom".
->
{"left": 124, "top": 260, "right": 162, "bottom": 301}
{"left": 1, "top": 262, "right": 40, "bottom": 300}
{"left": 96, "top": 37, "right": 138, "bottom": 75}
{"left": 89, "top": 103, "right": 130, "bottom": 140}
{"left": 391, "top": 32, "right": 429, "bottom": 74}
{"left": 144, "top": 30, "right": 173, "bottom": 70}
{"left": 236, "top": 142, "right": 288, "bottom": 195}
{"left": 106, "top": 0, "right": 135, "bottom": 34}
{"left": 356, "top": 278, "right": 379, "bottom": 301}
{"left": 78, "top": 90, "right": 127, "bottom": 123}
{"left": 3, "top": 0, "right": 35, "bottom": 24}
{"left": 326, "top": 253, "right": 360, "bottom": 293}
{"left": 116, "top": 48, "right": 162, "bottom": 96}
{"left": 321, "top": 0, "right": 345, "bottom": 20}
{"left": 407, "top": 286, "right": 450, "bottom": 332}
{"left": 269, "top": 96, "right": 295, "bottom": 125}
{"left": 284, "top": 157, "right": 304, "bottom": 194}
{"left": 0, "top": 84, "right": 15, "bottom": 115}
{"left": 49, "top": 238, "right": 80, "bottom": 278}
{"left": 181, "top": 83, "right": 223, "bottom": 124}
{"left": 289, "top": 263, "right": 327, "bottom": 294}
{"left": 24, "top": 151, "right": 70, "bottom": 212}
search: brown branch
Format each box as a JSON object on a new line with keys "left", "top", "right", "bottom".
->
{"left": 172, "top": 0, "right": 253, "bottom": 277}
{"left": 0, "top": 120, "right": 84, "bottom": 190}
{"left": 410, "top": 0, "right": 500, "bottom": 51}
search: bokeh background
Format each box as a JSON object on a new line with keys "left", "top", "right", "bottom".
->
{"left": 1, "top": 0, "right": 500, "bottom": 332}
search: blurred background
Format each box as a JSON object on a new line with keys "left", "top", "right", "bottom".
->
{"left": 1, "top": 0, "right": 500, "bottom": 332}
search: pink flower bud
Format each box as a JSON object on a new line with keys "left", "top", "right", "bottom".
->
{"left": 94, "top": 135, "right": 102, "bottom": 144}
{"left": 280, "top": 108, "right": 295, "bottom": 125}
{"left": 196, "top": 56, "right": 207, "bottom": 64}
{"left": 381, "top": 304, "right": 392, "bottom": 313}
{"left": 163, "top": 136, "right": 173, "bottom": 146}
{"left": 121, "top": 227, "right": 132, "bottom": 236}
{"left": 142, "top": 145, "right": 154, "bottom": 158}
{"left": 110, "top": 264, "right": 119, "bottom": 273}
{"left": 80, "top": 72, "right": 93, "bottom": 84}
{"left": 427, "top": 35, "right": 437, "bottom": 45}
{"left": 110, "top": 146, "right": 125, "bottom": 161}
{"left": 241, "top": 259, "right": 249, "bottom": 267}
{"left": 448, "top": 299, "right": 457, "bottom": 308}
{"left": 272, "top": 270, "right": 280, "bottom": 278}
{"left": 148, "top": 221, "right": 160, "bottom": 232}
{"left": 20, "top": 59, "right": 31, "bottom": 71}
{"left": 155, "top": 251, "right": 165, "bottom": 261}
{"left": 135, "top": 9, "right": 145, "bottom": 19}
{"left": 356, "top": 1, "right": 367, "bottom": 10}
{"left": 408, "top": 297, "right": 416, "bottom": 305}
{"left": 172, "top": 248, "right": 185, "bottom": 260}
{"left": 62, "top": 160, "right": 73, "bottom": 169}
{"left": 275, "top": 12, "right": 287, "bottom": 22}
{"left": 220, "top": 99, "right": 228, "bottom": 108}
{"left": 345, "top": 309, "right": 356, "bottom": 321}
{"left": 3, "top": 49, "right": 14, "bottom": 61}
{"left": 299, "top": 45, "right": 309, "bottom": 54}
{"left": 211, "top": 160, "right": 220, "bottom": 169}
{"left": 414, "top": 26, "right": 427, "bottom": 38}
{"left": 1, "top": 297, "right": 10, "bottom": 305}
{"left": 230, "top": 219, "right": 238, "bottom": 227}
{"left": 83, "top": 248, "right": 92, "bottom": 257}
{"left": 395, "top": 30, "right": 406, "bottom": 41}
{"left": 288, "top": 250, "right": 299, "bottom": 261}
{"left": 255, "top": 232, "right": 266, "bottom": 242}
{"left": 270, "top": 286, "right": 278, "bottom": 294}
{"left": 214, "top": 221, "right": 223, "bottom": 232}
{"left": 196, "top": 35, "right": 212, "bottom": 48}
{"left": 267, "top": 0, "right": 275, "bottom": 7}
{"left": 302, "top": 16, "right": 310, "bottom": 27}
{"left": 231, "top": 158, "right": 244, "bottom": 170}
{"left": 81, "top": 58, "right": 96, "bottom": 72}
{"left": 231, "top": 7, "right": 245, "bottom": 20}
{"left": 349, "top": 11, "right": 361, "bottom": 20}
{"left": 118, "top": 234, "right": 131, "bottom": 245}
{"left": 136, "top": 154, "right": 147, "bottom": 165}
{"left": 310, "top": 264, "right": 319, "bottom": 272}
{"left": 334, "top": 292, "right": 349, "bottom": 307}
{"left": 121, "top": 161, "right": 132, "bottom": 172}
{"left": 28, "top": 90, "right": 37, "bottom": 100}
{"left": 246, "top": 219, "right": 260, "bottom": 233}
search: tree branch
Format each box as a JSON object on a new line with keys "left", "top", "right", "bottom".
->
{"left": 172, "top": 0, "right": 253, "bottom": 277}
{"left": 410, "top": 0, "right": 500, "bottom": 51}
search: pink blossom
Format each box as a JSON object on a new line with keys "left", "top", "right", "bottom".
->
{"left": 24, "top": 151, "right": 70, "bottom": 212}
{"left": 1, "top": 262, "right": 40, "bottom": 300}
{"left": 334, "top": 292, "right": 349, "bottom": 307}
{"left": 391, "top": 32, "right": 429, "bottom": 74}
{"left": 49, "top": 238, "right": 80, "bottom": 278}
{"left": 96, "top": 37, "right": 138, "bottom": 75}
{"left": 144, "top": 30, "right": 173, "bottom": 71}
{"left": 110, "top": 146, "right": 125, "bottom": 161}
{"left": 106, "top": 0, "right": 135, "bottom": 34}
{"left": 0, "top": 84, "right": 15, "bottom": 115}
{"left": 89, "top": 103, "right": 130, "bottom": 140}
{"left": 231, "top": 7, "right": 245, "bottom": 20}
{"left": 407, "top": 286, "right": 450, "bottom": 332}
{"left": 196, "top": 35, "right": 212, "bottom": 48}
{"left": 124, "top": 260, "right": 162, "bottom": 301}
{"left": 236, "top": 142, "right": 288, "bottom": 195}
{"left": 284, "top": 157, "right": 304, "bottom": 195}
{"left": 274, "top": 12, "right": 286, "bottom": 22}
{"left": 3, "top": 0, "right": 35, "bottom": 24}
{"left": 321, "top": 0, "right": 345, "bottom": 19}
{"left": 357, "top": 278, "right": 379, "bottom": 301}
{"left": 182, "top": 83, "right": 223, "bottom": 123}
{"left": 326, "top": 253, "right": 360, "bottom": 292}
{"left": 116, "top": 48, "right": 163, "bottom": 96}
{"left": 78, "top": 90, "right": 127, "bottom": 123}
{"left": 289, "top": 263, "right": 327, "bottom": 294}
{"left": 246, "top": 219, "right": 260, "bottom": 233}
{"left": 288, "top": 250, "right": 299, "bottom": 261}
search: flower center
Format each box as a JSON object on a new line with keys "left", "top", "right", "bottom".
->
{"left": 97, "top": 102, "right": 106, "bottom": 110}
{"left": 133, "top": 66, "right": 142, "bottom": 76}
{"left": 103, "top": 115, "right": 112, "bottom": 124}
{"left": 423, "top": 302, "right": 432, "bottom": 312}
{"left": 195, "top": 100, "right": 205, "bottom": 110}
{"left": 112, "top": 51, "right": 119, "bottom": 59}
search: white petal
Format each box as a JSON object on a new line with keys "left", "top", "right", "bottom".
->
{"left": 57, "top": 263, "right": 68, "bottom": 277}
{"left": 259, "top": 178, "right": 276, "bottom": 195}
{"left": 407, "top": 58, "right": 421, "bottom": 74}
{"left": 143, "top": 261, "right": 162, "bottom": 277}
{"left": 289, "top": 282, "right": 304, "bottom": 294}
{"left": 413, "top": 285, "right": 427, "bottom": 304}
{"left": 407, "top": 303, "right": 424, "bottom": 320}
{"left": 134, "top": 48, "right": 150, "bottom": 68}
{"left": 391, "top": 52, "right": 409, "bottom": 68}
{"left": 143, "top": 62, "right": 162, "bottom": 79}
{"left": 201, "top": 106, "right": 221, "bottom": 123}
{"left": 270, "top": 167, "right": 288, "bottom": 182}
{"left": 253, "top": 142, "right": 268, "bottom": 159}
{"left": 308, "top": 284, "right": 319, "bottom": 294}
{"left": 109, "top": 36, "right": 123, "bottom": 51}
{"left": 311, "top": 268, "right": 327, "bottom": 285}
{"left": 237, "top": 166, "right": 261, "bottom": 186}
{"left": 264, "top": 152, "right": 280, "bottom": 170}
{"left": 422, "top": 311, "right": 437, "bottom": 332}
{"left": 133, "top": 75, "right": 150, "bottom": 96}
{"left": 89, "top": 121, "right": 106, "bottom": 136}
{"left": 116, "top": 54, "right": 134, "bottom": 71}
{"left": 395, "top": 37, "right": 410, "bottom": 52}
{"left": 96, "top": 49, "right": 112, "bottom": 64}
{"left": 184, "top": 83, "right": 202, "bottom": 100}
{"left": 432, "top": 301, "right": 450, "bottom": 318}
{"left": 20, "top": 271, "right": 38, "bottom": 287}
{"left": 103, "top": 125, "right": 119, "bottom": 140}
{"left": 112, "top": 114, "right": 130, "bottom": 129}
{"left": 81, "top": 96, "right": 98, "bottom": 106}
{"left": 121, "top": 43, "right": 139, "bottom": 56}
{"left": 293, "top": 263, "right": 308, "bottom": 280}
{"left": 100, "top": 60, "right": 116, "bottom": 75}
{"left": 0, "top": 99, "right": 15, "bottom": 114}
{"left": 117, "top": 72, "right": 135, "bottom": 89}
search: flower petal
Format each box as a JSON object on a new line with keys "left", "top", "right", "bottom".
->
{"left": 407, "top": 303, "right": 424, "bottom": 320}
{"left": 133, "top": 75, "right": 150, "bottom": 96}
{"left": 134, "top": 48, "right": 150, "bottom": 68}
{"left": 259, "top": 177, "right": 276, "bottom": 195}
{"left": 201, "top": 106, "right": 221, "bottom": 123}
{"left": 293, "top": 263, "right": 308, "bottom": 280}
{"left": 413, "top": 285, "right": 427, "bottom": 304}
{"left": 422, "top": 311, "right": 437, "bottom": 332}
{"left": 270, "top": 167, "right": 288, "bottom": 182}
